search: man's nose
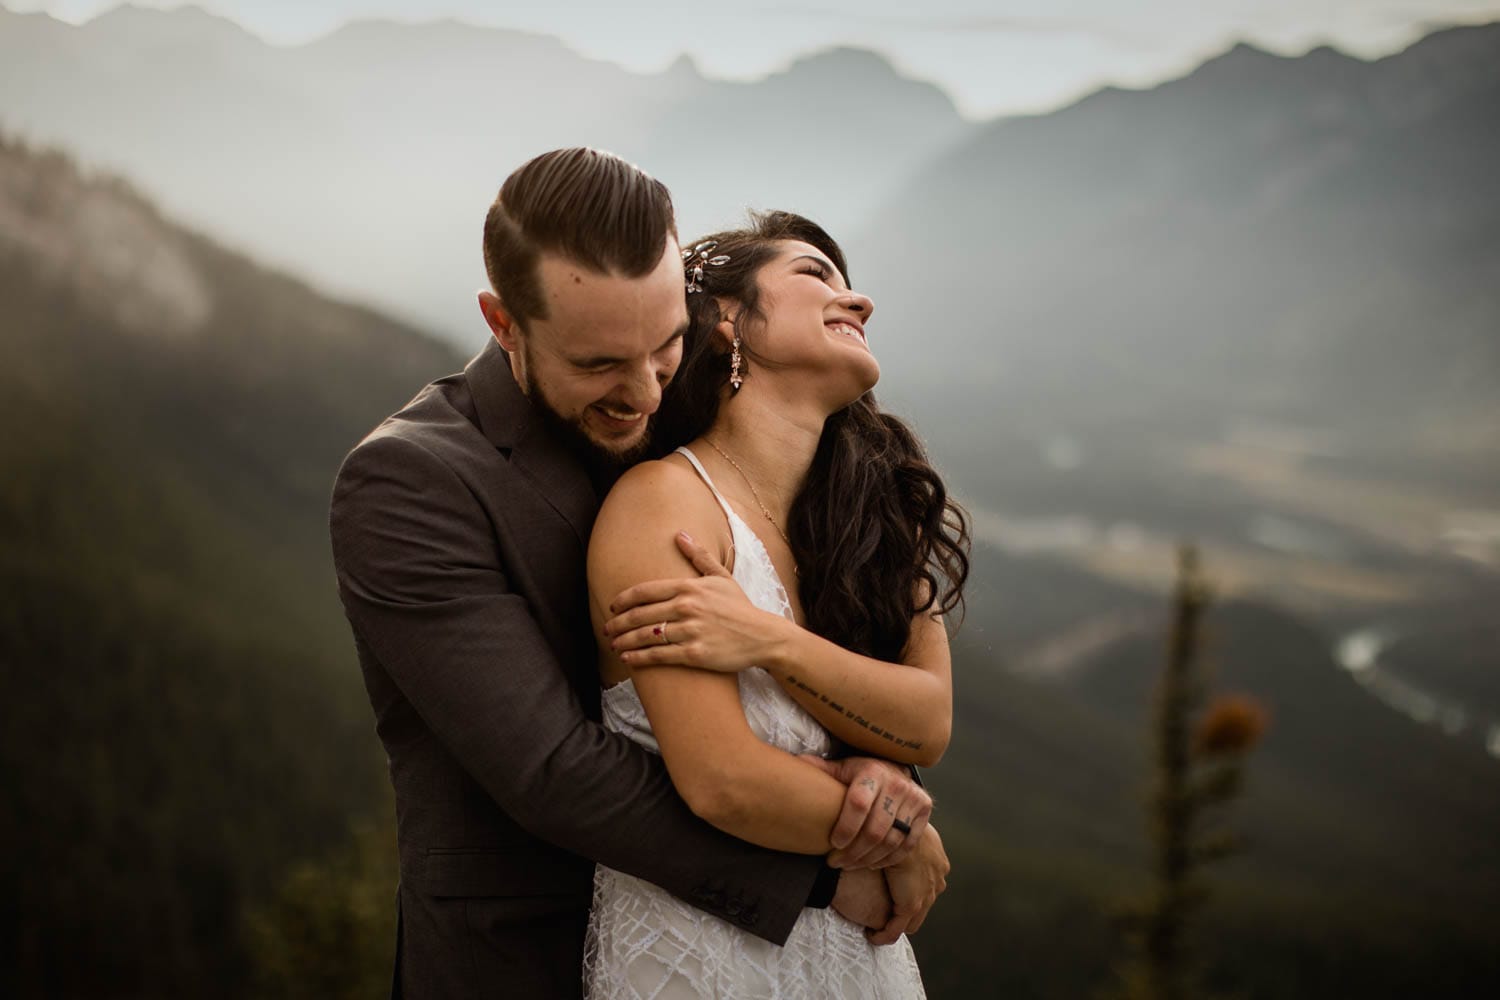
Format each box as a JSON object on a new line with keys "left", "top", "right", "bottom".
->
{"left": 621, "top": 360, "right": 666, "bottom": 414}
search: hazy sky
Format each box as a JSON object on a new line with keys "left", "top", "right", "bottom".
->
{"left": 11, "top": 0, "right": 1500, "bottom": 117}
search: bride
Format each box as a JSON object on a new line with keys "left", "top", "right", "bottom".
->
{"left": 583, "top": 211, "right": 969, "bottom": 998}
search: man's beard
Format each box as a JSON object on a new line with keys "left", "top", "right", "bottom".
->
{"left": 518, "top": 377, "right": 648, "bottom": 496}
{"left": 530, "top": 388, "right": 653, "bottom": 473}
{"left": 515, "top": 341, "right": 654, "bottom": 486}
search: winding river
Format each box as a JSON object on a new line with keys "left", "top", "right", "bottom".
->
{"left": 1334, "top": 627, "right": 1500, "bottom": 761}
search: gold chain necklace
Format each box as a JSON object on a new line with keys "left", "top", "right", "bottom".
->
{"left": 702, "top": 437, "right": 797, "bottom": 562}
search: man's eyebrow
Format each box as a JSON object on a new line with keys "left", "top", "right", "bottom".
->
{"left": 565, "top": 323, "right": 687, "bottom": 369}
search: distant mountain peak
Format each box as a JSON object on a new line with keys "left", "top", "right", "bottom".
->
{"left": 1199, "top": 36, "right": 1369, "bottom": 74}
{"left": 84, "top": 2, "right": 257, "bottom": 46}
{"left": 1304, "top": 42, "right": 1358, "bottom": 62}
{"left": 1389, "top": 16, "right": 1500, "bottom": 67}
{"left": 662, "top": 52, "right": 703, "bottom": 84}
{"left": 306, "top": 14, "right": 578, "bottom": 63}
{"left": 1145, "top": 34, "right": 1371, "bottom": 102}
{"left": 770, "top": 45, "right": 961, "bottom": 116}
{"left": 318, "top": 15, "right": 549, "bottom": 43}
{"left": 1202, "top": 39, "right": 1293, "bottom": 70}
{"left": 89, "top": 2, "right": 246, "bottom": 31}
{"left": 782, "top": 45, "right": 908, "bottom": 80}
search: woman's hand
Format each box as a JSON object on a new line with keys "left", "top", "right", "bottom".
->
{"left": 604, "top": 531, "right": 794, "bottom": 671}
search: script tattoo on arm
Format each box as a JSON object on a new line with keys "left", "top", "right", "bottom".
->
{"left": 785, "top": 674, "right": 924, "bottom": 750}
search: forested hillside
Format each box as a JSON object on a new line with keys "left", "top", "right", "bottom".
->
{"left": 0, "top": 131, "right": 463, "bottom": 996}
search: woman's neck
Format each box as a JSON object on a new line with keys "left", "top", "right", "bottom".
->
{"left": 698, "top": 390, "right": 824, "bottom": 520}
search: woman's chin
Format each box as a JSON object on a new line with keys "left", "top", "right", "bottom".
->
{"left": 829, "top": 364, "right": 880, "bottom": 410}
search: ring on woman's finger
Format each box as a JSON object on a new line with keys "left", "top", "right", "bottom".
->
{"left": 891, "top": 818, "right": 913, "bottom": 836}
{"left": 652, "top": 622, "right": 671, "bottom": 645}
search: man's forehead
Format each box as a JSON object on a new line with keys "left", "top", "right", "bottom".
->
{"left": 535, "top": 240, "right": 679, "bottom": 299}
{"left": 535, "top": 251, "right": 613, "bottom": 299}
{"left": 531, "top": 243, "right": 686, "bottom": 347}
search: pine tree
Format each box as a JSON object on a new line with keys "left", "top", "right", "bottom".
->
{"left": 1108, "top": 545, "right": 1269, "bottom": 1000}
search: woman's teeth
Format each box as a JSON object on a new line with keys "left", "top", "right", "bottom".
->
{"left": 829, "top": 322, "right": 864, "bottom": 342}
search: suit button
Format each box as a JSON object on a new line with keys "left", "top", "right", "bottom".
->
{"left": 693, "top": 879, "right": 727, "bottom": 906}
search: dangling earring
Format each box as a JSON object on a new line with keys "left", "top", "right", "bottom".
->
{"left": 729, "top": 336, "right": 743, "bottom": 390}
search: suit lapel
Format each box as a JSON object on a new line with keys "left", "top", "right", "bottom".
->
{"left": 465, "top": 339, "right": 597, "bottom": 549}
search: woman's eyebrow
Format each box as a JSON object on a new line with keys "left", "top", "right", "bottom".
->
{"left": 790, "top": 253, "right": 845, "bottom": 286}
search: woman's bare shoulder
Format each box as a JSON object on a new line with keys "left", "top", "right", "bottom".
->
{"left": 590, "top": 454, "right": 730, "bottom": 561}
{"left": 600, "top": 454, "right": 710, "bottom": 517}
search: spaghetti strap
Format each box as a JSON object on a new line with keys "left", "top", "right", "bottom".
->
{"left": 674, "top": 446, "right": 738, "bottom": 526}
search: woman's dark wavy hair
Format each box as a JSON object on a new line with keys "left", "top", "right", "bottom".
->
{"left": 651, "top": 211, "right": 970, "bottom": 662}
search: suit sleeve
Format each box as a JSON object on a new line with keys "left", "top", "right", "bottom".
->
{"left": 329, "top": 433, "right": 822, "bottom": 944}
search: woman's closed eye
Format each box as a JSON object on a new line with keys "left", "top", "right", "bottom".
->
{"left": 797, "top": 258, "right": 849, "bottom": 292}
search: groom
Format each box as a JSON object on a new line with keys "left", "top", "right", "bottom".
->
{"left": 330, "top": 148, "right": 943, "bottom": 999}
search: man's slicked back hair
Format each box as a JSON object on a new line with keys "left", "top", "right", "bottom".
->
{"left": 482, "top": 148, "right": 678, "bottom": 327}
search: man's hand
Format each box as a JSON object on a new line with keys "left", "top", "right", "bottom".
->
{"left": 798, "top": 756, "right": 932, "bottom": 870}
{"left": 604, "top": 531, "right": 791, "bottom": 670}
{"left": 829, "top": 866, "right": 891, "bottom": 932}
{"left": 870, "top": 825, "right": 949, "bottom": 946}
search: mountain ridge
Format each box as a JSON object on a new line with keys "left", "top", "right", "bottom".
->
{"left": 0, "top": 1, "right": 970, "bottom": 341}
{"left": 851, "top": 18, "right": 1500, "bottom": 466}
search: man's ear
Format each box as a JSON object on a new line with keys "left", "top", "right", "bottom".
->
{"left": 477, "top": 290, "right": 521, "bottom": 352}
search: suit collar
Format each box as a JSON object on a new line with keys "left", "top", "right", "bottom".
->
{"left": 465, "top": 338, "right": 597, "bottom": 544}
{"left": 466, "top": 337, "right": 532, "bottom": 453}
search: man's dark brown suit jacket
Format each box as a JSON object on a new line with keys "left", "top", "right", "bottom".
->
{"left": 330, "top": 339, "right": 823, "bottom": 998}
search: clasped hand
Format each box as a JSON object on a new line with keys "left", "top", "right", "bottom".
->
{"left": 815, "top": 757, "right": 947, "bottom": 944}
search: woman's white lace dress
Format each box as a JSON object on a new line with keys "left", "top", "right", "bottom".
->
{"left": 582, "top": 447, "right": 926, "bottom": 999}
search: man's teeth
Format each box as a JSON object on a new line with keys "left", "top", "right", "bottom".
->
{"left": 599, "top": 406, "right": 643, "bottom": 422}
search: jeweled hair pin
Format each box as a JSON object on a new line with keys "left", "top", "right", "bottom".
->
{"left": 683, "top": 240, "right": 731, "bottom": 293}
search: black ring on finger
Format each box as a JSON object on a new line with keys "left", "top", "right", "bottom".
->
{"left": 891, "top": 818, "right": 912, "bottom": 836}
